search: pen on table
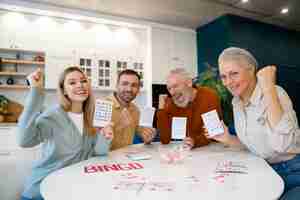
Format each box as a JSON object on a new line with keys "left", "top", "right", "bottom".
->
{"left": 136, "top": 182, "right": 146, "bottom": 195}
{"left": 215, "top": 170, "right": 248, "bottom": 174}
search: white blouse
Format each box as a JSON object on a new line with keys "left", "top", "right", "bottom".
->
{"left": 232, "top": 82, "right": 300, "bottom": 163}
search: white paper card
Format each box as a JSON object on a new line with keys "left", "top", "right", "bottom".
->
{"left": 126, "top": 153, "right": 152, "bottom": 161}
{"left": 171, "top": 117, "right": 187, "bottom": 140}
{"left": 139, "top": 107, "right": 156, "bottom": 127}
{"left": 93, "top": 99, "right": 113, "bottom": 127}
{"left": 201, "top": 110, "right": 224, "bottom": 137}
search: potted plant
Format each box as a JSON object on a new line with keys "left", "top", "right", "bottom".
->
{"left": 0, "top": 95, "right": 9, "bottom": 122}
{"left": 194, "top": 63, "right": 233, "bottom": 125}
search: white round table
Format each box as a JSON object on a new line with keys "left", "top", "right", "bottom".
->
{"left": 41, "top": 142, "right": 284, "bottom": 200}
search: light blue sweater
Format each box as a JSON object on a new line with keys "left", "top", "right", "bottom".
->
{"left": 17, "top": 88, "right": 111, "bottom": 199}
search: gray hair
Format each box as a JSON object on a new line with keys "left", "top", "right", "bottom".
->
{"left": 218, "top": 47, "right": 258, "bottom": 72}
{"left": 168, "top": 68, "right": 192, "bottom": 81}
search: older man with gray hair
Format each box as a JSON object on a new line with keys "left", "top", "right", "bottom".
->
{"left": 157, "top": 68, "right": 223, "bottom": 148}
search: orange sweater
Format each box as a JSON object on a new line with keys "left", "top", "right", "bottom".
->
{"left": 157, "top": 86, "right": 222, "bottom": 148}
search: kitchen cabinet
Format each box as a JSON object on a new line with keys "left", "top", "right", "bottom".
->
{"left": 0, "top": 126, "right": 41, "bottom": 200}
{"left": 152, "top": 27, "right": 197, "bottom": 84}
{"left": 79, "top": 54, "right": 113, "bottom": 90}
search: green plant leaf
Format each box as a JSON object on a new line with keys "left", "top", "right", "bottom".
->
{"left": 196, "top": 63, "right": 233, "bottom": 125}
{"left": 0, "top": 95, "right": 9, "bottom": 114}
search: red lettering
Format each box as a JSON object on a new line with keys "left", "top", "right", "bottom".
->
{"left": 129, "top": 162, "right": 144, "bottom": 169}
{"left": 84, "top": 162, "right": 144, "bottom": 173}
{"left": 84, "top": 165, "right": 98, "bottom": 173}
{"left": 103, "top": 164, "right": 121, "bottom": 172}
{"left": 118, "top": 163, "right": 133, "bottom": 170}
{"left": 97, "top": 165, "right": 105, "bottom": 172}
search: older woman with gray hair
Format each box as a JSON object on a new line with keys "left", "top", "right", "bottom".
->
{"left": 206, "top": 47, "right": 300, "bottom": 198}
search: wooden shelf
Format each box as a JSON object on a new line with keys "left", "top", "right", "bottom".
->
{"left": 1, "top": 59, "right": 44, "bottom": 65}
{"left": 0, "top": 49, "right": 45, "bottom": 90}
{"left": 0, "top": 72, "right": 27, "bottom": 76}
{"left": 0, "top": 122, "right": 17, "bottom": 127}
{"left": 0, "top": 48, "right": 45, "bottom": 55}
{"left": 0, "top": 85, "right": 29, "bottom": 89}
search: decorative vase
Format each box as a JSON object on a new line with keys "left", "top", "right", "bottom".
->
{"left": 6, "top": 77, "right": 14, "bottom": 85}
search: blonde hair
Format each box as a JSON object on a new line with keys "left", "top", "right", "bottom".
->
{"left": 57, "top": 66, "right": 96, "bottom": 136}
{"left": 218, "top": 47, "right": 258, "bottom": 73}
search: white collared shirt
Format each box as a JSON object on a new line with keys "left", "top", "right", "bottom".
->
{"left": 232, "top": 81, "right": 300, "bottom": 163}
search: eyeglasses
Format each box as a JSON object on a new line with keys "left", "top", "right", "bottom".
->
{"left": 219, "top": 71, "right": 240, "bottom": 82}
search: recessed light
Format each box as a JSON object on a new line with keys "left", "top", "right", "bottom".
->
{"left": 281, "top": 8, "right": 289, "bottom": 14}
{"left": 241, "top": 0, "right": 249, "bottom": 3}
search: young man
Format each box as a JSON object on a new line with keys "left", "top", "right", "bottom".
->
{"left": 157, "top": 68, "right": 223, "bottom": 148}
{"left": 107, "top": 69, "right": 156, "bottom": 150}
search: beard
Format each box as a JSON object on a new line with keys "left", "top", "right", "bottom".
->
{"left": 118, "top": 91, "right": 136, "bottom": 104}
{"left": 172, "top": 92, "right": 190, "bottom": 108}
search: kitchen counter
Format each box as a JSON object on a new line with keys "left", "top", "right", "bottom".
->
{"left": 0, "top": 123, "right": 17, "bottom": 127}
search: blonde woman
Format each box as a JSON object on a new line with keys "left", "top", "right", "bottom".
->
{"left": 17, "top": 66, "right": 113, "bottom": 200}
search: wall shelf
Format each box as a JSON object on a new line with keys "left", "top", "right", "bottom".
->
{"left": 0, "top": 48, "right": 44, "bottom": 54}
{"left": 0, "top": 72, "right": 27, "bottom": 76}
{"left": 1, "top": 59, "right": 44, "bottom": 65}
{"left": 0, "top": 85, "right": 29, "bottom": 89}
{"left": 0, "top": 48, "right": 45, "bottom": 90}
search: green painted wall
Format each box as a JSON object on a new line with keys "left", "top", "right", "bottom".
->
{"left": 196, "top": 16, "right": 230, "bottom": 72}
{"left": 196, "top": 14, "right": 300, "bottom": 119}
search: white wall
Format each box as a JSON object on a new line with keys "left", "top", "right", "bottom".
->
{"left": 0, "top": 0, "right": 197, "bottom": 107}
{"left": 0, "top": 9, "right": 150, "bottom": 107}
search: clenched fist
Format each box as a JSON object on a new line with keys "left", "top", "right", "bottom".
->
{"left": 257, "top": 65, "right": 276, "bottom": 93}
{"left": 27, "top": 68, "right": 44, "bottom": 89}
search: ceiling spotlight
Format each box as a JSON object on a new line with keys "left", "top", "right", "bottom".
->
{"left": 281, "top": 8, "right": 289, "bottom": 14}
{"left": 241, "top": 0, "right": 249, "bottom": 3}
